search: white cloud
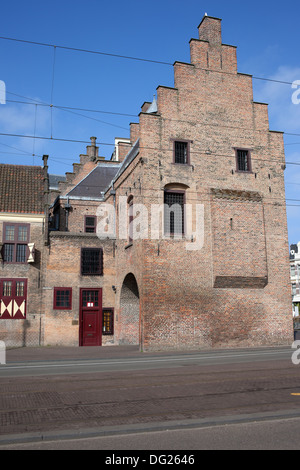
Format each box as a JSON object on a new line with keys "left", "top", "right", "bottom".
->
{"left": 253, "top": 65, "right": 300, "bottom": 133}
{"left": 0, "top": 100, "right": 51, "bottom": 159}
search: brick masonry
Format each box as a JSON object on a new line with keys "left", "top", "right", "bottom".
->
{"left": 109, "top": 15, "right": 293, "bottom": 351}
{"left": 9, "top": 15, "right": 293, "bottom": 351}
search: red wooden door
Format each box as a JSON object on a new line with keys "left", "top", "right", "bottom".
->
{"left": 0, "top": 279, "right": 27, "bottom": 319}
{"left": 80, "top": 289, "right": 102, "bottom": 346}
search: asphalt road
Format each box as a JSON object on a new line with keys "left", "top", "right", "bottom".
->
{"left": 0, "top": 346, "right": 293, "bottom": 377}
{"left": 1, "top": 345, "right": 300, "bottom": 450}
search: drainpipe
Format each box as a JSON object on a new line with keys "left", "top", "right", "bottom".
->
{"left": 110, "top": 182, "right": 116, "bottom": 239}
{"left": 65, "top": 197, "right": 71, "bottom": 231}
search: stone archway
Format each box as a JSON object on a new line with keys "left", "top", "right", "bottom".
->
{"left": 119, "top": 273, "right": 140, "bottom": 345}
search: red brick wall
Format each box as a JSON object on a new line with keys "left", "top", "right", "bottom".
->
{"left": 44, "top": 232, "right": 116, "bottom": 346}
{"left": 40, "top": 16, "right": 293, "bottom": 351}
{"left": 110, "top": 15, "right": 293, "bottom": 351}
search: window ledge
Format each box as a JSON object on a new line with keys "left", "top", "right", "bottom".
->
{"left": 171, "top": 162, "right": 192, "bottom": 167}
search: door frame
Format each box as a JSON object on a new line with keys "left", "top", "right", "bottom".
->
{"left": 79, "top": 288, "right": 102, "bottom": 346}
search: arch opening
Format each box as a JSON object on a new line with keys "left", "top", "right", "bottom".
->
{"left": 119, "top": 273, "right": 140, "bottom": 345}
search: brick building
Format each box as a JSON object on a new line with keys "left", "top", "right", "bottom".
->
{"left": 44, "top": 138, "right": 122, "bottom": 346}
{"left": 41, "top": 15, "right": 293, "bottom": 351}
{"left": 0, "top": 159, "right": 48, "bottom": 347}
{"left": 1, "top": 16, "right": 293, "bottom": 350}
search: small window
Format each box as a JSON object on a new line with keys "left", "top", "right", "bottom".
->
{"left": 85, "top": 216, "right": 96, "bottom": 233}
{"left": 81, "top": 248, "right": 103, "bottom": 276}
{"left": 164, "top": 191, "right": 185, "bottom": 236}
{"left": 174, "top": 141, "right": 189, "bottom": 164}
{"left": 54, "top": 288, "right": 72, "bottom": 310}
{"left": 3, "top": 281, "right": 12, "bottom": 297}
{"left": 16, "top": 281, "right": 25, "bottom": 297}
{"left": 235, "top": 148, "right": 252, "bottom": 172}
{"left": 102, "top": 308, "right": 114, "bottom": 335}
{"left": 128, "top": 196, "right": 134, "bottom": 243}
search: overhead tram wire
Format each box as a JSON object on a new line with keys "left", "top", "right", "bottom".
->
{"left": 1, "top": 37, "right": 300, "bottom": 163}
{"left": 0, "top": 35, "right": 173, "bottom": 66}
{"left": 0, "top": 34, "right": 296, "bottom": 86}
{"left": 6, "top": 92, "right": 300, "bottom": 141}
{"left": 6, "top": 97, "right": 300, "bottom": 133}
{"left": 6, "top": 93, "right": 131, "bottom": 132}
{"left": 0, "top": 130, "right": 299, "bottom": 169}
{"left": 0, "top": 138, "right": 299, "bottom": 206}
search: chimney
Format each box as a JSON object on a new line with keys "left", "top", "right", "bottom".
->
{"left": 87, "top": 136, "right": 99, "bottom": 161}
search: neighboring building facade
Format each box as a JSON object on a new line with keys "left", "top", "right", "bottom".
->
{"left": 42, "top": 16, "right": 293, "bottom": 350}
{"left": 290, "top": 243, "right": 300, "bottom": 319}
{"left": 0, "top": 160, "right": 48, "bottom": 347}
{"left": 44, "top": 137, "right": 124, "bottom": 347}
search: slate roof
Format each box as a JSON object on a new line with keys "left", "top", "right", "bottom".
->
{"left": 0, "top": 164, "right": 45, "bottom": 214}
{"left": 66, "top": 163, "right": 120, "bottom": 199}
{"left": 49, "top": 174, "right": 66, "bottom": 190}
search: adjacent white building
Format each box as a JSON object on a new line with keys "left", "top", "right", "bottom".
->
{"left": 290, "top": 242, "right": 300, "bottom": 318}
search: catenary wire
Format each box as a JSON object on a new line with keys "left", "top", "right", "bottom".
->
{"left": 0, "top": 130, "right": 292, "bottom": 165}
{"left": 0, "top": 34, "right": 297, "bottom": 87}
{"left": 5, "top": 91, "right": 300, "bottom": 139}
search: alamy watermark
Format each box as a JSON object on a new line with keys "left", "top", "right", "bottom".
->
{"left": 291, "top": 80, "right": 300, "bottom": 105}
{"left": 0, "top": 341, "right": 6, "bottom": 365}
{"left": 96, "top": 197, "right": 204, "bottom": 251}
{"left": 0, "top": 80, "right": 6, "bottom": 104}
{"left": 291, "top": 340, "right": 300, "bottom": 365}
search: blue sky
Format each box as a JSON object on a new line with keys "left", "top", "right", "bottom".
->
{"left": 0, "top": 0, "right": 300, "bottom": 244}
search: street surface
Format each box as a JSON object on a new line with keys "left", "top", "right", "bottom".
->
{"left": 1, "top": 345, "right": 300, "bottom": 450}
